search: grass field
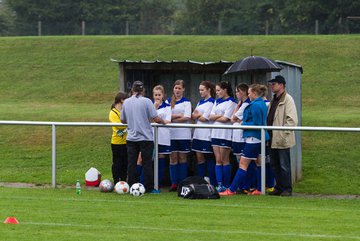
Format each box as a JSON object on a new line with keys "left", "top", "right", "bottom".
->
{"left": 0, "top": 35, "right": 359, "bottom": 195}
{"left": 0, "top": 35, "right": 359, "bottom": 241}
{"left": 1, "top": 187, "right": 359, "bottom": 241}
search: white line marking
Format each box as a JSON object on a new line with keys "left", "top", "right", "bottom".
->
{"left": 22, "top": 221, "right": 360, "bottom": 240}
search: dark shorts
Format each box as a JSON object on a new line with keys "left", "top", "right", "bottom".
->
{"left": 158, "top": 144, "right": 171, "bottom": 155}
{"left": 171, "top": 139, "right": 191, "bottom": 153}
{"left": 232, "top": 142, "right": 245, "bottom": 156}
{"left": 211, "top": 138, "right": 232, "bottom": 148}
{"left": 243, "top": 142, "right": 261, "bottom": 160}
{"left": 192, "top": 139, "right": 213, "bottom": 153}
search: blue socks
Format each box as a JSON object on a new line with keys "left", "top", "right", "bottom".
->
{"left": 230, "top": 168, "right": 247, "bottom": 192}
{"left": 215, "top": 164, "right": 231, "bottom": 187}
{"left": 169, "top": 164, "right": 178, "bottom": 185}
{"left": 158, "top": 158, "right": 165, "bottom": 186}
{"left": 223, "top": 164, "right": 231, "bottom": 187}
{"left": 256, "top": 166, "right": 262, "bottom": 191}
{"left": 197, "top": 162, "right": 206, "bottom": 177}
{"left": 215, "top": 165, "right": 223, "bottom": 186}
{"left": 206, "top": 159, "right": 216, "bottom": 186}
{"left": 179, "top": 162, "right": 188, "bottom": 183}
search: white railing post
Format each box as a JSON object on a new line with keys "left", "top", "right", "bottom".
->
{"left": 261, "top": 128, "right": 266, "bottom": 195}
{"left": 51, "top": 124, "right": 57, "bottom": 188}
{"left": 153, "top": 125, "right": 159, "bottom": 191}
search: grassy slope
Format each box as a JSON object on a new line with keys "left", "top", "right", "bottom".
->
{"left": 1, "top": 187, "right": 359, "bottom": 241}
{"left": 0, "top": 35, "right": 359, "bottom": 194}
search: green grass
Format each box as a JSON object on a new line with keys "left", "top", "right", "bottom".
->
{"left": 1, "top": 187, "right": 359, "bottom": 241}
{"left": 0, "top": 35, "right": 360, "bottom": 194}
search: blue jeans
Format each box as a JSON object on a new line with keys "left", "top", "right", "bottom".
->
{"left": 127, "top": 140, "right": 154, "bottom": 191}
{"left": 269, "top": 148, "right": 292, "bottom": 193}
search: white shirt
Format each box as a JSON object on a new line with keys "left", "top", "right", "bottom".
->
{"left": 232, "top": 98, "right": 250, "bottom": 143}
{"left": 166, "top": 97, "right": 192, "bottom": 140}
{"left": 193, "top": 97, "right": 215, "bottom": 141}
{"left": 210, "top": 97, "right": 237, "bottom": 140}
{"left": 154, "top": 101, "right": 172, "bottom": 146}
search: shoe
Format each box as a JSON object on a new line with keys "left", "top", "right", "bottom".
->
{"left": 216, "top": 185, "right": 226, "bottom": 193}
{"left": 248, "top": 189, "right": 262, "bottom": 195}
{"left": 268, "top": 189, "right": 282, "bottom": 196}
{"left": 169, "top": 184, "right": 177, "bottom": 192}
{"left": 236, "top": 189, "right": 249, "bottom": 195}
{"left": 280, "top": 191, "right": 292, "bottom": 197}
{"left": 266, "top": 187, "right": 275, "bottom": 193}
{"left": 150, "top": 189, "right": 161, "bottom": 194}
{"left": 219, "top": 189, "right": 236, "bottom": 196}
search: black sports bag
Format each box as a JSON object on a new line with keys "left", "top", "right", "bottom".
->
{"left": 177, "top": 176, "right": 220, "bottom": 199}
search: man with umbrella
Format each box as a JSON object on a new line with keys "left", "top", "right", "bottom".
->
{"left": 266, "top": 75, "right": 298, "bottom": 196}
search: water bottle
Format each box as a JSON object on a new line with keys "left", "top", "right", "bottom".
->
{"left": 76, "top": 180, "right": 81, "bottom": 195}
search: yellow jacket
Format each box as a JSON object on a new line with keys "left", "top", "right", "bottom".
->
{"left": 109, "top": 108, "right": 127, "bottom": 145}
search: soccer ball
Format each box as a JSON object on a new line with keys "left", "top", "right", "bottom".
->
{"left": 99, "top": 179, "right": 114, "bottom": 192}
{"left": 114, "top": 181, "right": 130, "bottom": 194}
{"left": 130, "top": 183, "right": 146, "bottom": 197}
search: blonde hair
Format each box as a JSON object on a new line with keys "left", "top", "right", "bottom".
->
{"left": 153, "top": 84, "right": 166, "bottom": 101}
{"left": 259, "top": 84, "right": 268, "bottom": 97}
{"left": 171, "top": 80, "right": 185, "bottom": 109}
{"left": 249, "top": 84, "right": 263, "bottom": 97}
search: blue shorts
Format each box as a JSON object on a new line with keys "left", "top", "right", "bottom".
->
{"left": 243, "top": 142, "right": 261, "bottom": 160}
{"left": 232, "top": 142, "right": 245, "bottom": 156}
{"left": 211, "top": 138, "right": 232, "bottom": 148}
{"left": 158, "top": 145, "right": 171, "bottom": 155}
{"left": 192, "top": 139, "right": 213, "bottom": 153}
{"left": 171, "top": 140, "right": 191, "bottom": 153}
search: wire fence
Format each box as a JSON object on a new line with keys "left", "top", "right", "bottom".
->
{"left": 4, "top": 18, "right": 359, "bottom": 36}
{"left": 1, "top": 120, "right": 359, "bottom": 194}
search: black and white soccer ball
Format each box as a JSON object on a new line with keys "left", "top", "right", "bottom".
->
{"left": 130, "top": 183, "right": 146, "bottom": 197}
{"left": 99, "top": 179, "right": 114, "bottom": 192}
{"left": 114, "top": 181, "right": 130, "bottom": 194}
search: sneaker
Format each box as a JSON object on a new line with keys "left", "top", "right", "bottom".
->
{"left": 219, "top": 189, "right": 236, "bottom": 196}
{"left": 150, "top": 189, "right": 161, "bottom": 194}
{"left": 216, "top": 185, "right": 226, "bottom": 193}
{"left": 236, "top": 189, "right": 250, "bottom": 195}
{"left": 280, "top": 191, "right": 292, "bottom": 197}
{"left": 248, "top": 189, "right": 262, "bottom": 195}
{"left": 268, "top": 189, "right": 282, "bottom": 196}
{"left": 266, "top": 187, "right": 275, "bottom": 193}
{"left": 169, "top": 184, "right": 177, "bottom": 192}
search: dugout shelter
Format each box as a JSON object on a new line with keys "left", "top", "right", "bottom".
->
{"left": 111, "top": 59, "right": 303, "bottom": 182}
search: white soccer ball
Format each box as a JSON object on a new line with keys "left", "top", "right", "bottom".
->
{"left": 130, "top": 183, "right": 146, "bottom": 197}
{"left": 99, "top": 179, "right": 114, "bottom": 192}
{"left": 114, "top": 181, "right": 130, "bottom": 194}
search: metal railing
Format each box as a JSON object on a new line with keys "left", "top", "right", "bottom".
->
{"left": 1, "top": 120, "right": 359, "bottom": 194}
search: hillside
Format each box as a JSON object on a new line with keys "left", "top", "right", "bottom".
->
{"left": 0, "top": 35, "right": 359, "bottom": 194}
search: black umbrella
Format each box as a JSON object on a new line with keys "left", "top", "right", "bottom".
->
{"left": 223, "top": 55, "right": 282, "bottom": 75}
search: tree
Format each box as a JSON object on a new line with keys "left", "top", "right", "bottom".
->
{"left": 0, "top": 1, "right": 14, "bottom": 35}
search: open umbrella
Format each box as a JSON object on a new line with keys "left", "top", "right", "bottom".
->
{"left": 223, "top": 56, "right": 282, "bottom": 75}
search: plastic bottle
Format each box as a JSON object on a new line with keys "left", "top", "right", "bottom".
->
{"left": 76, "top": 180, "right": 81, "bottom": 195}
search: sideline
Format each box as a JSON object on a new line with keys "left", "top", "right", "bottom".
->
{"left": 21, "top": 221, "right": 360, "bottom": 240}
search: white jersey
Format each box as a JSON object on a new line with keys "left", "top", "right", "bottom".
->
{"left": 232, "top": 98, "right": 250, "bottom": 143}
{"left": 166, "top": 97, "right": 192, "bottom": 140}
{"left": 210, "top": 97, "right": 237, "bottom": 140}
{"left": 193, "top": 97, "right": 215, "bottom": 141}
{"left": 154, "top": 101, "right": 172, "bottom": 146}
